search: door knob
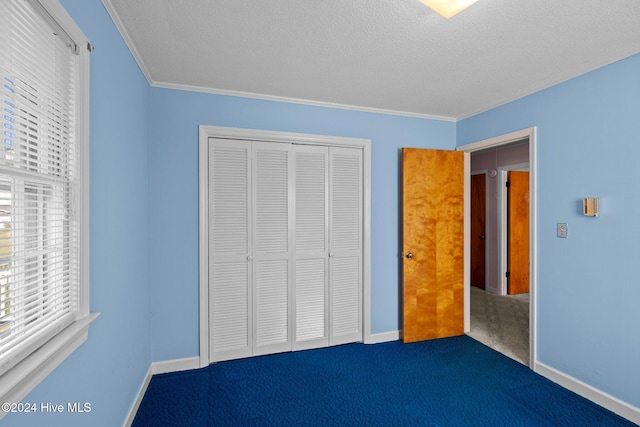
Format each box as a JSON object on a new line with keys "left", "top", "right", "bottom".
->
{"left": 479, "top": 235, "right": 486, "bottom": 240}
{"left": 405, "top": 252, "right": 413, "bottom": 259}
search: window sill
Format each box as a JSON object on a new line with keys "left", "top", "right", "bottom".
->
{"left": 0, "top": 312, "right": 99, "bottom": 419}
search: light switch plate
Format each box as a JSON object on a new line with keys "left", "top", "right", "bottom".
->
{"left": 557, "top": 223, "right": 567, "bottom": 238}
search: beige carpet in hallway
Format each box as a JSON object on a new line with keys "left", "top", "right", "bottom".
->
{"left": 467, "top": 286, "right": 529, "bottom": 365}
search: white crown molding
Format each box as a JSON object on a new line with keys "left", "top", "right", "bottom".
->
{"left": 153, "top": 80, "right": 457, "bottom": 122}
{"left": 96, "top": 1, "right": 458, "bottom": 125}
{"left": 88, "top": 3, "right": 455, "bottom": 123}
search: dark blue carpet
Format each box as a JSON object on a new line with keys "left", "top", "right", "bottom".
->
{"left": 133, "top": 336, "right": 637, "bottom": 426}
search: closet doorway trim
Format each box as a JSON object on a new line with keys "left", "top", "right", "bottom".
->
{"left": 198, "top": 125, "right": 372, "bottom": 367}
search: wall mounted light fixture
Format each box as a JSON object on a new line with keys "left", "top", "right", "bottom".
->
{"left": 583, "top": 198, "right": 599, "bottom": 217}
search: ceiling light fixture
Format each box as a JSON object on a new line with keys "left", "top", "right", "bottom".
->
{"left": 418, "top": 0, "right": 480, "bottom": 18}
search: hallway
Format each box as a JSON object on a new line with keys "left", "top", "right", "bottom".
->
{"left": 467, "top": 287, "right": 529, "bottom": 365}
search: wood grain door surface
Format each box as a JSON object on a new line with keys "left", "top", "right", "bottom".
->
{"left": 507, "top": 170, "right": 529, "bottom": 295}
{"left": 402, "top": 148, "right": 465, "bottom": 343}
{"left": 471, "top": 173, "right": 486, "bottom": 289}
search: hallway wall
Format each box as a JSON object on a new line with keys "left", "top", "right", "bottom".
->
{"left": 471, "top": 143, "right": 529, "bottom": 293}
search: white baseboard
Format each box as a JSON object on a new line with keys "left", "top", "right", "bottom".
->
{"left": 535, "top": 361, "right": 640, "bottom": 425}
{"left": 123, "top": 364, "right": 153, "bottom": 427}
{"left": 150, "top": 356, "right": 200, "bottom": 375}
{"left": 365, "top": 330, "right": 400, "bottom": 344}
{"left": 123, "top": 357, "right": 201, "bottom": 427}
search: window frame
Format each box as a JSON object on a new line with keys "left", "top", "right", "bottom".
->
{"left": 0, "top": 0, "right": 95, "bottom": 413}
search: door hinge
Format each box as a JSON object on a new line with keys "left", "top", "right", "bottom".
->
{"left": 506, "top": 181, "right": 511, "bottom": 188}
{"left": 506, "top": 271, "right": 510, "bottom": 278}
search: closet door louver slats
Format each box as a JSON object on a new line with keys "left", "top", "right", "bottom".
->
{"left": 254, "top": 146, "right": 289, "bottom": 253}
{"left": 212, "top": 145, "right": 250, "bottom": 255}
{"left": 255, "top": 259, "right": 289, "bottom": 350}
{"left": 295, "top": 149, "right": 327, "bottom": 252}
{"left": 293, "top": 145, "right": 328, "bottom": 350}
{"left": 211, "top": 262, "right": 250, "bottom": 352}
{"left": 208, "top": 138, "right": 362, "bottom": 362}
{"left": 294, "top": 258, "right": 326, "bottom": 345}
{"left": 253, "top": 143, "right": 291, "bottom": 355}
{"left": 331, "top": 257, "right": 361, "bottom": 338}
{"left": 329, "top": 148, "right": 363, "bottom": 345}
{"left": 209, "top": 140, "right": 252, "bottom": 361}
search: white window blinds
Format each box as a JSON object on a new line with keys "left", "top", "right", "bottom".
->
{"left": 0, "top": 0, "right": 81, "bottom": 375}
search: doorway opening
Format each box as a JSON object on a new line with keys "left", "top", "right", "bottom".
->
{"left": 458, "top": 127, "right": 536, "bottom": 367}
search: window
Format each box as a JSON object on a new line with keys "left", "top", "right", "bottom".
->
{"left": 0, "top": 0, "right": 93, "bottom": 409}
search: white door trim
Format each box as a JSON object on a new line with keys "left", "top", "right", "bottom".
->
{"left": 457, "top": 126, "right": 537, "bottom": 367}
{"left": 198, "top": 125, "right": 371, "bottom": 368}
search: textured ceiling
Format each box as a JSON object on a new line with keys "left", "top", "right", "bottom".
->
{"left": 102, "top": 0, "right": 640, "bottom": 120}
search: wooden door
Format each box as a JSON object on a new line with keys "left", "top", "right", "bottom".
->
{"left": 507, "top": 171, "right": 529, "bottom": 294}
{"left": 470, "top": 173, "right": 486, "bottom": 289}
{"left": 402, "top": 148, "right": 465, "bottom": 343}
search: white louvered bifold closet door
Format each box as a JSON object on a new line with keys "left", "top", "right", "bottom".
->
{"left": 293, "top": 145, "right": 329, "bottom": 351}
{"left": 209, "top": 138, "right": 362, "bottom": 363}
{"left": 252, "top": 142, "right": 292, "bottom": 356}
{"left": 329, "top": 147, "right": 363, "bottom": 346}
{"left": 209, "top": 139, "right": 253, "bottom": 362}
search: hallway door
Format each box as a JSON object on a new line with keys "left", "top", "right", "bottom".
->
{"left": 471, "top": 173, "right": 486, "bottom": 289}
{"left": 507, "top": 170, "right": 529, "bottom": 294}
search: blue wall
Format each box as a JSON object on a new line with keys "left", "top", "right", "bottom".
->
{"left": 147, "top": 89, "right": 456, "bottom": 360}
{"left": 458, "top": 54, "right": 640, "bottom": 408}
{"left": 7, "top": 0, "right": 640, "bottom": 424}
{"left": 5, "top": 1, "right": 152, "bottom": 426}
{"left": 6, "top": 1, "right": 456, "bottom": 425}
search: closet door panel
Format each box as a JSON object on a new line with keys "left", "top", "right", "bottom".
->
{"left": 294, "top": 147, "right": 328, "bottom": 252}
{"left": 294, "top": 258, "right": 327, "bottom": 348}
{"left": 211, "top": 141, "right": 251, "bottom": 256}
{"left": 252, "top": 142, "right": 292, "bottom": 355}
{"left": 211, "top": 261, "right": 251, "bottom": 356}
{"left": 293, "top": 145, "right": 329, "bottom": 350}
{"left": 254, "top": 144, "right": 290, "bottom": 253}
{"left": 254, "top": 259, "right": 289, "bottom": 353}
{"left": 208, "top": 138, "right": 364, "bottom": 361}
{"left": 209, "top": 139, "right": 253, "bottom": 362}
{"left": 330, "top": 257, "right": 361, "bottom": 343}
{"left": 329, "top": 147, "right": 363, "bottom": 345}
